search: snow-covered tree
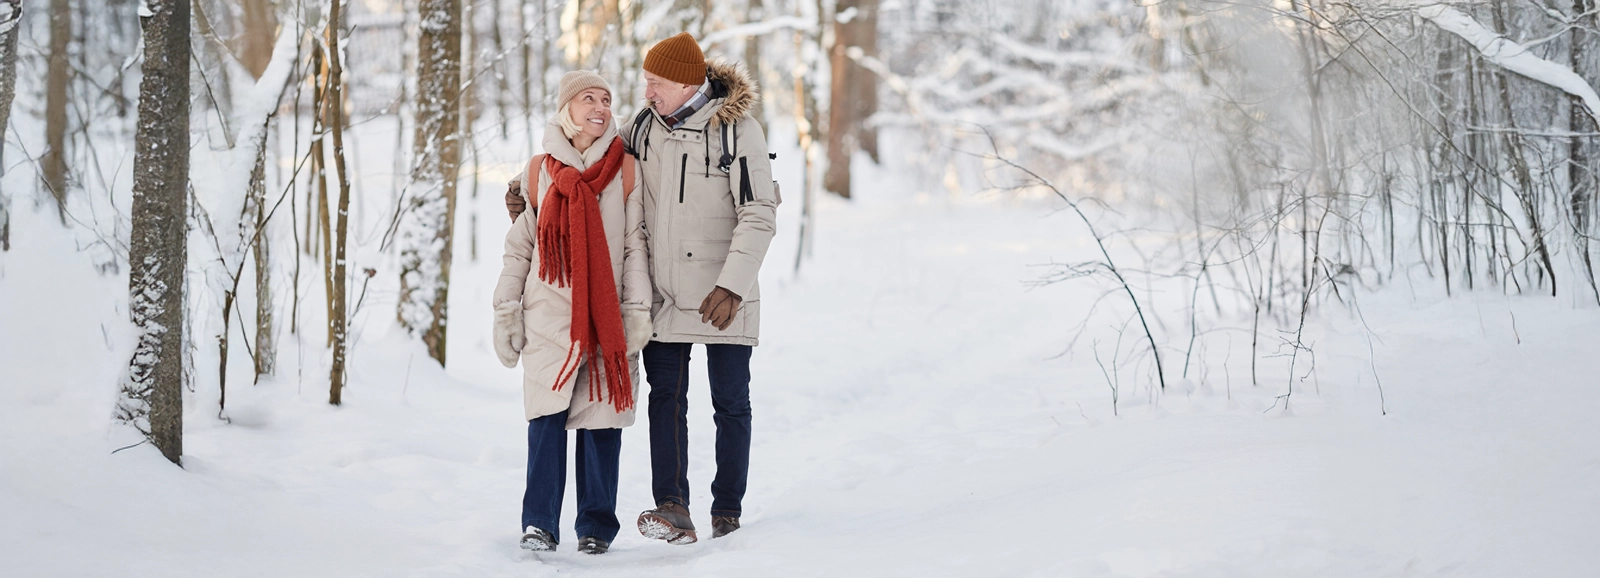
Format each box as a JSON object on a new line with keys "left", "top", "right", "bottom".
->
{"left": 117, "top": 0, "right": 191, "bottom": 465}
{"left": 398, "top": 0, "right": 463, "bottom": 366}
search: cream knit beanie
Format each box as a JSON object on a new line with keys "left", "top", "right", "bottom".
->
{"left": 557, "top": 70, "right": 611, "bottom": 109}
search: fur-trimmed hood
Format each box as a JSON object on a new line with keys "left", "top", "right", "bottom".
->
{"left": 706, "top": 60, "right": 758, "bottom": 127}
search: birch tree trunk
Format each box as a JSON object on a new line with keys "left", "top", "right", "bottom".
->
{"left": 44, "top": 0, "right": 70, "bottom": 222}
{"left": 0, "top": 0, "right": 20, "bottom": 251}
{"left": 118, "top": 0, "right": 190, "bottom": 465}
{"left": 399, "top": 0, "right": 463, "bottom": 366}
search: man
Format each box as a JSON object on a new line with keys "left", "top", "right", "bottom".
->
{"left": 623, "top": 32, "right": 778, "bottom": 544}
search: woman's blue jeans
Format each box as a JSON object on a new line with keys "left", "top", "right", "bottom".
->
{"left": 521, "top": 412, "right": 622, "bottom": 544}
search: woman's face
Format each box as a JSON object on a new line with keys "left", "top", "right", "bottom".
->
{"left": 569, "top": 88, "right": 612, "bottom": 140}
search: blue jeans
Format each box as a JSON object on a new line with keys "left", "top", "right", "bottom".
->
{"left": 521, "top": 412, "right": 622, "bottom": 544}
{"left": 642, "top": 341, "right": 752, "bottom": 518}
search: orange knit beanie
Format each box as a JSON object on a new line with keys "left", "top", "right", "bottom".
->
{"left": 644, "top": 33, "right": 706, "bottom": 86}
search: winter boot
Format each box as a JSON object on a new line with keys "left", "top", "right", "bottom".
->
{"left": 637, "top": 502, "right": 698, "bottom": 545}
{"left": 711, "top": 516, "right": 740, "bottom": 538}
{"left": 519, "top": 527, "right": 557, "bottom": 552}
{"left": 576, "top": 536, "right": 610, "bottom": 555}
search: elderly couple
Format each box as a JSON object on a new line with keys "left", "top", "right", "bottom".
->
{"left": 491, "top": 32, "right": 778, "bottom": 555}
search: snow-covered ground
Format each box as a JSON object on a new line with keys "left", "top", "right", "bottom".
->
{"left": 5, "top": 125, "right": 1600, "bottom": 577}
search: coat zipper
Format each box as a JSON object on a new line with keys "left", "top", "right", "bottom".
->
{"left": 678, "top": 153, "right": 688, "bottom": 203}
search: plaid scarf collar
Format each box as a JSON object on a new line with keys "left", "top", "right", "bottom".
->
{"left": 659, "top": 80, "right": 713, "bottom": 130}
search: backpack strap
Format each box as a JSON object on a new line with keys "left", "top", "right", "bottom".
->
{"left": 624, "top": 108, "right": 653, "bottom": 160}
{"left": 622, "top": 154, "right": 635, "bottom": 200}
{"left": 717, "top": 122, "right": 736, "bottom": 173}
{"left": 525, "top": 153, "right": 547, "bottom": 213}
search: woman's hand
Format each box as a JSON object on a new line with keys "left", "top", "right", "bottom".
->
{"left": 624, "top": 308, "right": 653, "bottom": 355}
{"left": 493, "top": 301, "right": 525, "bottom": 367}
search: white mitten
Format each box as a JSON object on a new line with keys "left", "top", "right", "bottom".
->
{"left": 493, "top": 301, "right": 525, "bottom": 368}
{"left": 624, "top": 308, "right": 653, "bottom": 355}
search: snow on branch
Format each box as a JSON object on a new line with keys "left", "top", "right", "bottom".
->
{"left": 702, "top": 16, "right": 817, "bottom": 48}
{"left": 194, "top": 23, "right": 298, "bottom": 263}
{"left": 988, "top": 34, "right": 1145, "bottom": 74}
{"left": 1418, "top": 3, "right": 1600, "bottom": 122}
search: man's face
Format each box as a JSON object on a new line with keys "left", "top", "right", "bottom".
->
{"left": 644, "top": 70, "right": 699, "bottom": 116}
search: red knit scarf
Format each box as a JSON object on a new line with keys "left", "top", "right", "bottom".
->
{"left": 535, "top": 138, "right": 633, "bottom": 413}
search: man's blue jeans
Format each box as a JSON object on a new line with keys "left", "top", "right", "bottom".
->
{"left": 642, "top": 341, "right": 752, "bottom": 518}
{"left": 521, "top": 412, "right": 622, "bottom": 544}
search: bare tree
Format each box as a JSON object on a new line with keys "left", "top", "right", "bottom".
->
{"left": 117, "top": 0, "right": 191, "bottom": 465}
{"left": 398, "top": 0, "right": 463, "bottom": 366}
{"left": 326, "top": 0, "right": 353, "bottom": 403}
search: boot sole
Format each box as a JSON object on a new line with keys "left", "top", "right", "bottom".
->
{"left": 638, "top": 513, "right": 698, "bottom": 545}
{"left": 521, "top": 534, "right": 560, "bottom": 550}
{"left": 519, "top": 540, "right": 555, "bottom": 552}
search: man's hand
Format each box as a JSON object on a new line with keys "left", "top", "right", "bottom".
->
{"left": 506, "top": 182, "right": 526, "bottom": 222}
{"left": 698, "top": 286, "right": 742, "bottom": 331}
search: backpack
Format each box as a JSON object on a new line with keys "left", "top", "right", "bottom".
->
{"left": 717, "top": 122, "right": 782, "bottom": 205}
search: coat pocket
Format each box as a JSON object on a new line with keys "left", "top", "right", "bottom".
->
{"left": 672, "top": 239, "right": 732, "bottom": 310}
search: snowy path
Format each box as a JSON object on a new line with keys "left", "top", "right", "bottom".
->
{"left": 5, "top": 174, "right": 1600, "bottom": 576}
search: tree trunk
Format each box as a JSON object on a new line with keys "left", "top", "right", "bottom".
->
{"left": 312, "top": 45, "right": 334, "bottom": 344}
{"left": 492, "top": 0, "right": 508, "bottom": 137}
{"left": 744, "top": 0, "right": 766, "bottom": 127}
{"left": 0, "top": 0, "right": 21, "bottom": 251}
{"left": 824, "top": 0, "right": 879, "bottom": 197}
{"left": 538, "top": 0, "right": 549, "bottom": 116}
{"left": 1570, "top": 0, "right": 1600, "bottom": 304}
{"left": 399, "top": 0, "right": 463, "bottom": 366}
{"left": 118, "top": 0, "right": 191, "bottom": 465}
{"left": 521, "top": 0, "right": 534, "bottom": 151}
{"left": 250, "top": 142, "right": 276, "bottom": 379}
{"left": 463, "top": 0, "right": 478, "bottom": 263}
{"left": 853, "top": 0, "right": 878, "bottom": 163}
{"left": 239, "top": 0, "right": 278, "bottom": 79}
{"left": 823, "top": 0, "right": 854, "bottom": 199}
{"left": 45, "top": 0, "right": 70, "bottom": 222}
{"left": 326, "top": 0, "right": 353, "bottom": 404}
{"left": 191, "top": 0, "right": 234, "bottom": 144}
{"left": 794, "top": 3, "right": 823, "bottom": 270}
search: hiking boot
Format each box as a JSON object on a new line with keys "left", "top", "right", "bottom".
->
{"left": 637, "top": 502, "right": 698, "bottom": 545}
{"left": 519, "top": 527, "right": 557, "bottom": 552}
{"left": 576, "top": 536, "right": 610, "bottom": 555}
{"left": 711, "top": 516, "right": 740, "bottom": 538}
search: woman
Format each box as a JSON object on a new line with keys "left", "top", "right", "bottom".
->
{"left": 492, "top": 70, "right": 652, "bottom": 555}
